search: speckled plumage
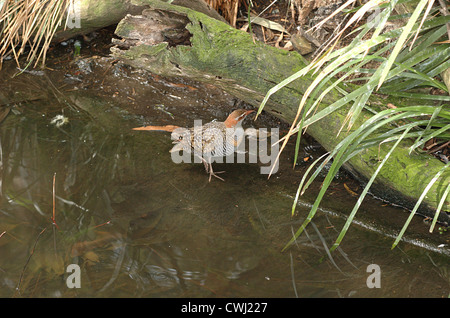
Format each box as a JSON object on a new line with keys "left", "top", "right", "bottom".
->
{"left": 170, "top": 109, "right": 253, "bottom": 181}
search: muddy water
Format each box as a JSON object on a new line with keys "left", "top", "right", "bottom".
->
{"left": 0, "top": 56, "right": 448, "bottom": 298}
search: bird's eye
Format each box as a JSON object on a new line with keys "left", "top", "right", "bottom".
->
{"left": 178, "top": 136, "right": 183, "bottom": 140}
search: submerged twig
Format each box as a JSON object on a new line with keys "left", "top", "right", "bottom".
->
{"left": 252, "top": 199, "right": 266, "bottom": 231}
{"left": 98, "top": 243, "right": 127, "bottom": 293}
{"left": 310, "top": 222, "right": 346, "bottom": 276}
{"left": 15, "top": 227, "right": 47, "bottom": 296}
{"left": 51, "top": 172, "right": 59, "bottom": 230}
{"left": 289, "top": 252, "right": 299, "bottom": 298}
{"left": 94, "top": 220, "right": 112, "bottom": 229}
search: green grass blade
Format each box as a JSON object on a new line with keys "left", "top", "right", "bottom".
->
{"left": 291, "top": 152, "right": 330, "bottom": 216}
{"left": 387, "top": 92, "right": 450, "bottom": 102}
{"left": 293, "top": 130, "right": 302, "bottom": 168}
{"left": 299, "top": 153, "right": 331, "bottom": 195}
{"left": 256, "top": 65, "right": 311, "bottom": 117}
{"left": 391, "top": 161, "right": 450, "bottom": 249}
{"left": 410, "top": 106, "right": 443, "bottom": 153}
{"left": 429, "top": 182, "right": 450, "bottom": 233}
{"left": 377, "top": 0, "right": 428, "bottom": 89}
{"left": 283, "top": 108, "right": 408, "bottom": 251}
{"left": 409, "top": 123, "right": 450, "bottom": 152}
{"left": 330, "top": 126, "right": 412, "bottom": 251}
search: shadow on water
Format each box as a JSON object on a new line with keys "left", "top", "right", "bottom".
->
{"left": 0, "top": 56, "right": 449, "bottom": 297}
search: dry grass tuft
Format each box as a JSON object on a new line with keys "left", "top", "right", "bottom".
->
{"left": 206, "top": 0, "right": 244, "bottom": 27}
{"left": 0, "top": 0, "right": 70, "bottom": 68}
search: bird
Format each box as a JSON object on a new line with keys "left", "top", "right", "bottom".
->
{"left": 170, "top": 109, "right": 254, "bottom": 181}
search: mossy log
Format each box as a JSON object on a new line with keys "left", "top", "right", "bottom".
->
{"left": 50, "top": 0, "right": 448, "bottom": 222}
{"left": 52, "top": 0, "right": 227, "bottom": 41}
{"left": 108, "top": 0, "right": 449, "bottom": 222}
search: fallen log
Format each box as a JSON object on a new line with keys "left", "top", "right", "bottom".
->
{"left": 52, "top": 0, "right": 227, "bottom": 42}
{"left": 108, "top": 0, "right": 449, "bottom": 223}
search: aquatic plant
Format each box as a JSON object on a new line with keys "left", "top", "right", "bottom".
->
{"left": 257, "top": 0, "right": 450, "bottom": 251}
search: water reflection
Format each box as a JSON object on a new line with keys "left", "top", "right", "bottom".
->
{"left": 0, "top": 82, "right": 448, "bottom": 298}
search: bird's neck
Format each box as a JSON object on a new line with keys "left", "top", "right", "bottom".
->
{"left": 225, "top": 118, "right": 242, "bottom": 128}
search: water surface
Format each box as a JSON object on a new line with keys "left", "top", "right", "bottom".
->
{"left": 0, "top": 57, "right": 448, "bottom": 298}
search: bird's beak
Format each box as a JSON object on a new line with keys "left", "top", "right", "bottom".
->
{"left": 246, "top": 110, "right": 255, "bottom": 119}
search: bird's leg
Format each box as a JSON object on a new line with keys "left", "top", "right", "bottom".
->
{"left": 203, "top": 157, "right": 225, "bottom": 182}
{"left": 208, "top": 163, "right": 225, "bottom": 182}
{"left": 201, "top": 157, "right": 210, "bottom": 173}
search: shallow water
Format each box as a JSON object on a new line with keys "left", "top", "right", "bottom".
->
{"left": 0, "top": 57, "right": 448, "bottom": 298}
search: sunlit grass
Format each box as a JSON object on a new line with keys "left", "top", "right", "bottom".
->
{"left": 0, "top": 0, "right": 70, "bottom": 68}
